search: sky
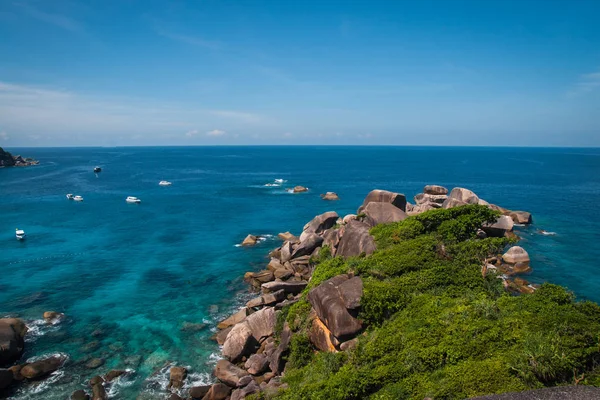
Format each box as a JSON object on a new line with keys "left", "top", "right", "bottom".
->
{"left": 0, "top": 0, "right": 599, "bottom": 147}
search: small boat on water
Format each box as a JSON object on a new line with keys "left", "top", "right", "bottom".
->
{"left": 94, "top": 166, "right": 102, "bottom": 173}
{"left": 126, "top": 196, "right": 141, "bottom": 204}
{"left": 159, "top": 181, "right": 172, "bottom": 186}
{"left": 16, "top": 229, "right": 26, "bottom": 240}
{"left": 73, "top": 195, "right": 84, "bottom": 202}
{"left": 66, "top": 194, "right": 74, "bottom": 200}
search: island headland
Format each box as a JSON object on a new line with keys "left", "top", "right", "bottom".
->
{"left": 2, "top": 185, "right": 600, "bottom": 400}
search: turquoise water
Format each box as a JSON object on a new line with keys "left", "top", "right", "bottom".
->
{"left": 1, "top": 146, "right": 599, "bottom": 398}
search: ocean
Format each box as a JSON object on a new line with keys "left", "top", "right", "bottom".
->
{"left": 1, "top": 146, "right": 599, "bottom": 399}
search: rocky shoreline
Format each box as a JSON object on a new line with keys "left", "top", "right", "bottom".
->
{"left": 0, "top": 184, "right": 572, "bottom": 399}
{"left": 0, "top": 147, "right": 39, "bottom": 167}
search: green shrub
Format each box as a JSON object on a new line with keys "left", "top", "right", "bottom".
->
{"left": 286, "top": 298, "right": 312, "bottom": 332}
{"left": 307, "top": 256, "right": 349, "bottom": 290}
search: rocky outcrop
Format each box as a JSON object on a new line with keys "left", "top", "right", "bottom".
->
{"left": 201, "top": 383, "right": 231, "bottom": 400}
{"left": 244, "top": 353, "right": 269, "bottom": 375}
{"left": 0, "top": 147, "right": 38, "bottom": 167}
{"left": 277, "top": 232, "right": 298, "bottom": 242}
{"left": 292, "top": 186, "right": 308, "bottom": 193}
{"left": 509, "top": 211, "right": 532, "bottom": 224}
{"left": 308, "top": 275, "right": 362, "bottom": 342}
{"left": 0, "top": 318, "right": 28, "bottom": 366}
{"left": 218, "top": 308, "right": 251, "bottom": 330}
{"left": 245, "top": 307, "right": 276, "bottom": 342}
{"left": 482, "top": 215, "right": 514, "bottom": 237}
{"left": 358, "top": 189, "right": 407, "bottom": 213}
{"left": 241, "top": 235, "right": 258, "bottom": 246}
{"left": 43, "top": 311, "right": 64, "bottom": 324}
{"left": 222, "top": 322, "right": 255, "bottom": 362}
{"left": 261, "top": 281, "right": 307, "bottom": 295}
{"left": 320, "top": 192, "right": 340, "bottom": 201}
{"left": 363, "top": 202, "right": 407, "bottom": 227}
{"left": 336, "top": 220, "right": 376, "bottom": 258}
{"left": 71, "top": 389, "right": 90, "bottom": 400}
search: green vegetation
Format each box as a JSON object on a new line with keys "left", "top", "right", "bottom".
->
{"left": 274, "top": 205, "right": 600, "bottom": 399}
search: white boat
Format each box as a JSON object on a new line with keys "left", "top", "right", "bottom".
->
{"left": 126, "top": 196, "right": 141, "bottom": 204}
{"left": 16, "top": 229, "right": 26, "bottom": 240}
{"left": 159, "top": 181, "right": 172, "bottom": 186}
{"left": 66, "top": 194, "right": 74, "bottom": 200}
{"left": 73, "top": 195, "right": 84, "bottom": 202}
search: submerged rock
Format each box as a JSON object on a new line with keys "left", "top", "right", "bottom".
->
{"left": 43, "top": 311, "right": 64, "bottom": 324}
{"left": 292, "top": 186, "right": 308, "bottom": 193}
{"left": 70, "top": 389, "right": 90, "bottom": 400}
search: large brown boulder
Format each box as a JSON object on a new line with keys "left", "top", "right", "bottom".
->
{"left": 70, "top": 389, "right": 90, "bottom": 400}
{"left": 482, "top": 215, "right": 514, "bottom": 237}
{"left": 91, "top": 378, "right": 107, "bottom": 400}
{"left": 20, "top": 356, "right": 65, "bottom": 379}
{"left": 214, "top": 359, "right": 249, "bottom": 387}
{"left": 503, "top": 246, "right": 530, "bottom": 264}
{"left": 423, "top": 185, "right": 448, "bottom": 195}
{"left": 336, "top": 220, "right": 376, "bottom": 258}
{"left": 222, "top": 322, "right": 255, "bottom": 362}
{"left": 301, "top": 212, "right": 339, "bottom": 238}
{"left": 261, "top": 281, "right": 307, "bottom": 295}
{"left": 358, "top": 189, "right": 407, "bottom": 213}
{"left": 291, "top": 233, "right": 323, "bottom": 259}
{"left": 43, "top": 311, "right": 64, "bottom": 324}
{"left": 338, "top": 276, "right": 363, "bottom": 310}
{"left": 245, "top": 307, "right": 276, "bottom": 342}
{"left": 244, "top": 353, "right": 270, "bottom": 375}
{"left": 168, "top": 366, "right": 187, "bottom": 389}
{"left": 292, "top": 186, "right": 308, "bottom": 193}
{"left": 363, "top": 202, "right": 408, "bottom": 227}
{"left": 442, "top": 187, "right": 480, "bottom": 208}
{"left": 0, "top": 318, "right": 27, "bottom": 366}
{"left": 280, "top": 241, "right": 294, "bottom": 263}
{"left": 241, "top": 235, "right": 258, "bottom": 246}
{"left": 320, "top": 192, "right": 340, "bottom": 201}
{"left": 201, "top": 383, "right": 231, "bottom": 400}
{"left": 307, "top": 275, "right": 362, "bottom": 341}
{"left": 277, "top": 232, "right": 298, "bottom": 242}
{"left": 509, "top": 211, "right": 532, "bottom": 224}
{"left": 189, "top": 385, "right": 211, "bottom": 399}
{"left": 246, "top": 289, "right": 286, "bottom": 308}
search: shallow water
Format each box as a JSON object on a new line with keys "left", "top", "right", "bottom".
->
{"left": 1, "top": 146, "right": 599, "bottom": 398}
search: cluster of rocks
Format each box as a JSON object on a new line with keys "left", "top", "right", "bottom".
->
{"left": 483, "top": 246, "right": 536, "bottom": 294}
{"left": 0, "top": 147, "right": 38, "bottom": 167}
{"left": 0, "top": 316, "right": 70, "bottom": 392}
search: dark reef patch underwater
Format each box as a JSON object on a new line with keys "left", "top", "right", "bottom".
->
{"left": 1, "top": 146, "right": 600, "bottom": 399}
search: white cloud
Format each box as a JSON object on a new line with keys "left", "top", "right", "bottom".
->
{"left": 0, "top": 131, "right": 8, "bottom": 141}
{"left": 568, "top": 70, "right": 600, "bottom": 97}
{"left": 206, "top": 129, "right": 226, "bottom": 136}
{"left": 185, "top": 129, "right": 199, "bottom": 137}
{"left": 0, "top": 81, "right": 265, "bottom": 143}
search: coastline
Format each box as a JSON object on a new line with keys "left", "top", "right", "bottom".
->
{"left": 2, "top": 145, "right": 600, "bottom": 399}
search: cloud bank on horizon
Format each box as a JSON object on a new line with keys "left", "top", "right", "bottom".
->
{"left": 0, "top": 0, "right": 599, "bottom": 147}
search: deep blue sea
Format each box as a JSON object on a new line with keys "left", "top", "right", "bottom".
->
{"left": 1, "top": 146, "right": 599, "bottom": 399}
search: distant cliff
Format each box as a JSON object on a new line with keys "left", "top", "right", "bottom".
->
{"left": 0, "top": 147, "right": 38, "bottom": 167}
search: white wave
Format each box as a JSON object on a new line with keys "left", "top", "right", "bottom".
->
{"left": 264, "top": 183, "right": 281, "bottom": 187}
{"left": 106, "top": 369, "right": 136, "bottom": 398}
{"left": 539, "top": 230, "right": 557, "bottom": 236}
{"left": 25, "top": 352, "right": 69, "bottom": 364}
{"left": 185, "top": 371, "right": 213, "bottom": 388}
{"left": 27, "top": 369, "right": 65, "bottom": 395}
{"left": 234, "top": 244, "right": 242, "bottom": 247}
{"left": 208, "top": 352, "right": 222, "bottom": 365}
{"left": 25, "top": 319, "right": 62, "bottom": 343}
{"left": 274, "top": 179, "right": 286, "bottom": 183}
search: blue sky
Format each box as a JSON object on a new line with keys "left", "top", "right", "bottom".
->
{"left": 0, "top": 0, "right": 599, "bottom": 147}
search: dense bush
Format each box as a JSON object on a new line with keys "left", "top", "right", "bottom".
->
{"left": 274, "top": 206, "right": 600, "bottom": 399}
